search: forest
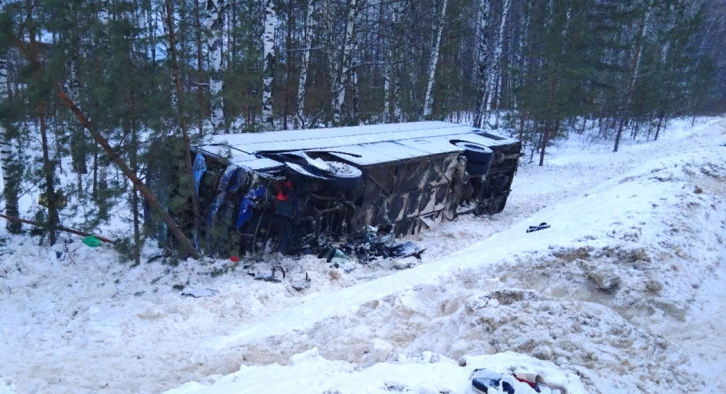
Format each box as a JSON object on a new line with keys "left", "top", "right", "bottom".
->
{"left": 0, "top": 0, "right": 725, "bottom": 262}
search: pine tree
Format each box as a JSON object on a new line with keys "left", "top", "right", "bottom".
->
{"left": 0, "top": 53, "right": 22, "bottom": 234}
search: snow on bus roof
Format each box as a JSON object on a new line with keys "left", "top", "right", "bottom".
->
{"left": 208, "top": 121, "right": 516, "bottom": 155}
{"left": 200, "top": 122, "right": 517, "bottom": 169}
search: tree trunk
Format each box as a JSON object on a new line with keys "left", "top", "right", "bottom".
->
{"left": 262, "top": 0, "right": 277, "bottom": 128}
{"left": 283, "top": 0, "right": 294, "bottom": 130}
{"left": 383, "top": 52, "right": 392, "bottom": 122}
{"left": 473, "top": 0, "right": 490, "bottom": 129}
{"left": 130, "top": 117, "right": 141, "bottom": 265}
{"left": 539, "top": 120, "right": 550, "bottom": 167}
{"left": 165, "top": 0, "right": 201, "bottom": 256}
{"left": 350, "top": 29, "right": 360, "bottom": 124}
{"left": 422, "top": 0, "right": 448, "bottom": 119}
{"left": 25, "top": 3, "right": 59, "bottom": 244}
{"left": 0, "top": 56, "right": 21, "bottom": 233}
{"left": 0, "top": 213, "right": 116, "bottom": 244}
{"left": 93, "top": 139, "right": 98, "bottom": 198}
{"left": 614, "top": 7, "right": 648, "bottom": 153}
{"left": 539, "top": 74, "right": 558, "bottom": 166}
{"left": 332, "top": 0, "right": 357, "bottom": 126}
{"left": 195, "top": 0, "right": 204, "bottom": 136}
{"left": 207, "top": 0, "right": 225, "bottom": 134}
{"left": 53, "top": 86, "right": 201, "bottom": 259}
{"left": 296, "top": 0, "right": 315, "bottom": 128}
{"left": 67, "top": 56, "right": 87, "bottom": 199}
{"left": 519, "top": 114, "right": 525, "bottom": 142}
{"left": 38, "top": 102, "right": 58, "bottom": 246}
{"left": 655, "top": 111, "right": 664, "bottom": 141}
{"left": 483, "top": 0, "right": 511, "bottom": 127}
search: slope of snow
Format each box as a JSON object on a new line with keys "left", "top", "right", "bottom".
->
{"left": 0, "top": 117, "right": 724, "bottom": 394}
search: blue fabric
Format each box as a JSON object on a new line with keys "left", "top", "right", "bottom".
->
{"left": 192, "top": 152, "right": 207, "bottom": 196}
{"left": 236, "top": 186, "right": 265, "bottom": 229}
{"left": 206, "top": 165, "right": 239, "bottom": 227}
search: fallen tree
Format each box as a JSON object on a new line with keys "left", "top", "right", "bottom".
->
{"left": 0, "top": 213, "right": 116, "bottom": 244}
{"left": 9, "top": 34, "right": 201, "bottom": 260}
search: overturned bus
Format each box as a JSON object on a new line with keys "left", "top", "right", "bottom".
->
{"left": 157, "top": 121, "right": 521, "bottom": 256}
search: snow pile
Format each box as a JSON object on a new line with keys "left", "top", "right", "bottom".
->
{"left": 165, "top": 348, "right": 587, "bottom": 394}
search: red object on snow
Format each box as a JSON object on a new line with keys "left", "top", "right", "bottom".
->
{"left": 514, "top": 374, "right": 538, "bottom": 390}
{"left": 230, "top": 255, "right": 239, "bottom": 263}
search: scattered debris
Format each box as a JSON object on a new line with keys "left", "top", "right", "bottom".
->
{"left": 82, "top": 236, "right": 102, "bottom": 247}
{"left": 390, "top": 259, "right": 418, "bottom": 270}
{"left": 332, "top": 262, "right": 357, "bottom": 273}
{"left": 317, "top": 226, "right": 426, "bottom": 269}
{"left": 389, "top": 242, "right": 427, "bottom": 259}
{"left": 513, "top": 371, "right": 568, "bottom": 394}
{"left": 318, "top": 246, "right": 355, "bottom": 264}
{"left": 526, "top": 222, "right": 551, "bottom": 233}
{"left": 290, "top": 272, "right": 311, "bottom": 292}
{"left": 254, "top": 265, "right": 286, "bottom": 283}
{"left": 470, "top": 368, "right": 568, "bottom": 394}
{"left": 694, "top": 186, "right": 703, "bottom": 194}
{"left": 147, "top": 249, "right": 172, "bottom": 264}
{"left": 181, "top": 287, "right": 220, "bottom": 298}
{"left": 470, "top": 369, "right": 516, "bottom": 394}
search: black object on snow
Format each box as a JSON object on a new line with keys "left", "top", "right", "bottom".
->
{"left": 526, "top": 222, "right": 551, "bottom": 233}
{"left": 319, "top": 227, "right": 426, "bottom": 265}
{"left": 181, "top": 287, "right": 220, "bottom": 298}
{"left": 471, "top": 369, "right": 503, "bottom": 393}
{"left": 253, "top": 265, "right": 286, "bottom": 282}
{"left": 470, "top": 369, "right": 520, "bottom": 394}
{"left": 501, "top": 381, "right": 516, "bottom": 394}
{"left": 389, "top": 242, "right": 427, "bottom": 259}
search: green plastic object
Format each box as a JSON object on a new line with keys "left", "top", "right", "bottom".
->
{"left": 83, "top": 236, "right": 102, "bottom": 247}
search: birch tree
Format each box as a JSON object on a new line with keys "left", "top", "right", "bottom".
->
{"left": 207, "top": 0, "right": 225, "bottom": 134}
{"left": 383, "top": 15, "right": 392, "bottom": 121}
{"left": 422, "top": 0, "right": 448, "bottom": 119}
{"left": 331, "top": 0, "right": 357, "bottom": 126}
{"left": 614, "top": 3, "right": 649, "bottom": 152}
{"left": 262, "top": 0, "right": 276, "bottom": 128}
{"left": 473, "top": 0, "right": 490, "bottom": 129}
{"left": 483, "top": 0, "right": 510, "bottom": 128}
{"left": 296, "top": 0, "right": 315, "bottom": 127}
{"left": 384, "top": 0, "right": 404, "bottom": 123}
{"left": 350, "top": 31, "right": 361, "bottom": 124}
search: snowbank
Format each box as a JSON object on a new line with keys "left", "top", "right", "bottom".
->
{"left": 164, "top": 349, "right": 588, "bottom": 394}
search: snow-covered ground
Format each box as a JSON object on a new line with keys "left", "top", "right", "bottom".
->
{"left": 1, "top": 117, "right": 725, "bottom": 394}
